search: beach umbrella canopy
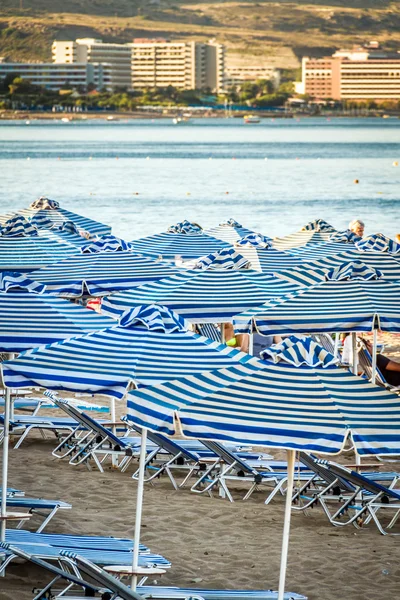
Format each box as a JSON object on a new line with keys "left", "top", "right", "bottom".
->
{"left": 233, "top": 244, "right": 306, "bottom": 273}
{"left": 194, "top": 248, "right": 251, "bottom": 270}
{"left": 233, "top": 261, "right": 400, "bottom": 335}
{"left": 0, "top": 274, "right": 113, "bottom": 352}
{"left": 0, "top": 197, "right": 111, "bottom": 236}
{"left": 204, "top": 219, "right": 260, "bottom": 244}
{"left": 130, "top": 229, "right": 231, "bottom": 260}
{"left": 166, "top": 220, "right": 203, "bottom": 234}
{"left": 296, "top": 249, "right": 400, "bottom": 279}
{"left": 355, "top": 233, "right": 400, "bottom": 254}
{"left": 80, "top": 235, "right": 135, "bottom": 254}
{"left": 262, "top": 335, "right": 339, "bottom": 368}
{"left": 124, "top": 345, "right": 400, "bottom": 456}
{"left": 288, "top": 241, "right": 358, "bottom": 260}
{"left": 28, "top": 253, "right": 180, "bottom": 298}
{"left": 1, "top": 305, "right": 258, "bottom": 399}
{"left": 0, "top": 274, "right": 114, "bottom": 542}
{"left": 288, "top": 228, "right": 359, "bottom": 259}
{"left": 300, "top": 219, "right": 336, "bottom": 232}
{"left": 272, "top": 230, "right": 334, "bottom": 251}
{"left": 124, "top": 341, "right": 400, "bottom": 598}
{"left": 32, "top": 216, "right": 88, "bottom": 248}
{"left": 0, "top": 215, "right": 79, "bottom": 271}
{"left": 102, "top": 270, "right": 302, "bottom": 323}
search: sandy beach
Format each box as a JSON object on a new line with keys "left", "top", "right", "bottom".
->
{"left": 1, "top": 335, "right": 400, "bottom": 600}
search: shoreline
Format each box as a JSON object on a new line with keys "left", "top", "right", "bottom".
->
{"left": 1, "top": 110, "right": 399, "bottom": 121}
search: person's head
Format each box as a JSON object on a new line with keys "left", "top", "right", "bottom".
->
{"left": 348, "top": 219, "right": 365, "bottom": 237}
{"left": 396, "top": 233, "right": 400, "bottom": 244}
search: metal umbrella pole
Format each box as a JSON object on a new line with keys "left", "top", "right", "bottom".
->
{"left": 131, "top": 427, "right": 147, "bottom": 590}
{"left": 277, "top": 449, "right": 296, "bottom": 600}
{"left": 1, "top": 353, "right": 14, "bottom": 543}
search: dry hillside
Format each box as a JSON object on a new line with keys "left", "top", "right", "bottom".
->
{"left": 0, "top": 0, "right": 399, "bottom": 68}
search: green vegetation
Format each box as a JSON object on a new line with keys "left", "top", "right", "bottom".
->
{"left": 0, "top": 1, "right": 400, "bottom": 66}
{"left": 0, "top": 75, "right": 293, "bottom": 110}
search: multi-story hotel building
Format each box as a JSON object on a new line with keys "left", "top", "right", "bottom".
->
{"left": 0, "top": 58, "right": 110, "bottom": 91}
{"left": 224, "top": 65, "right": 280, "bottom": 90}
{"left": 300, "top": 43, "right": 400, "bottom": 100}
{"left": 52, "top": 39, "right": 132, "bottom": 90}
{"left": 131, "top": 39, "right": 225, "bottom": 92}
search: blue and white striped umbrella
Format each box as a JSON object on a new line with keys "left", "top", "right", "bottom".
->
{"left": 272, "top": 230, "right": 333, "bottom": 251}
{"left": 261, "top": 336, "right": 338, "bottom": 368}
{"left": 2, "top": 305, "right": 258, "bottom": 398}
{"left": 297, "top": 250, "right": 400, "bottom": 279}
{"left": 233, "top": 275, "right": 400, "bottom": 335}
{"left": 102, "top": 270, "right": 302, "bottom": 323}
{"left": 81, "top": 235, "right": 134, "bottom": 254}
{"left": 32, "top": 218, "right": 87, "bottom": 248}
{"left": 329, "top": 229, "right": 361, "bottom": 243}
{"left": 195, "top": 248, "right": 251, "bottom": 270}
{"left": 124, "top": 358, "right": 400, "bottom": 456}
{"left": 301, "top": 219, "right": 336, "bottom": 232}
{"left": 288, "top": 240, "right": 357, "bottom": 259}
{"left": 130, "top": 231, "right": 231, "bottom": 260}
{"left": 0, "top": 198, "right": 111, "bottom": 237}
{"left": 205, "top": 221, "right": 261, "bottom": 244}
{"left": 0, "top": 215, "right": 38, "bottom": 238}
{"left": 119, "top": 305, "right": 187, "bottom": 333}
{"left": 272, "top": 266, "right": 328, "bottom": 288}
{"left": 0, "top": 288, "right": 113, "bottom": 353}
{"left": 167, "top": 220, "right": 203, "bottom": 234}
{"left": 0, "top": 219, "right": 79, "bottom": 272}
{"left": 231, "top": 246, "right": 306, "bottom": 273}
{"left": 0, "top": 272, "right": 46, "bottom": 295}
{"left": 325, "top": 261, "right": 383, "bottom": 281}
{"left": 28, "top": 253, "right": 180, "bottom": 298}
{"left": 355, "top": 233, "right": 400, "bottom": 254}
{"left": 235, "top": 233, "right": 271, "bottom": 248}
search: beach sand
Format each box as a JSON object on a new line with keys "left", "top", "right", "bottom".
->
{"left": 1, "top": 335, "right": 400, "bottom": 600}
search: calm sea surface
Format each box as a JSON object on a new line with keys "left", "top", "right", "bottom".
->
{"left": 0, "top": 117, "right": 399, "bottom": 240}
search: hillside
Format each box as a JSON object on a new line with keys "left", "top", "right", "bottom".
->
{"left": 1, "top": 0, "right": 400, "bottom": 69}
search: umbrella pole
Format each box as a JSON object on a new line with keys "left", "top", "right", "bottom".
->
{"left": 110, "top": 398, "right": 117, "bottom": 468}
{"left": 371, "top": 328, "right": 378, "bottom": 385}
{"left": 131, "top": 427, "right": 147, "bottom": 590}
{"left": 351, "top": 333, "right": 358, "bottom": 375}
{"left": 0, "top": 385, "right": 11, "bottom": 543}
{"left": 277, "top": 449, "right": 295, "bottom": 600}
{"left": 334, "top": 333, "right": 339, "bottom": 359}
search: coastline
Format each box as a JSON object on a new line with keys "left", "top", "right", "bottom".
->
{"left": 1, "top": 110, "right": 399, "bottom": 121}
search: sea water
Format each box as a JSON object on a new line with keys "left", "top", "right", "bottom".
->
{"left": 0, "top": 117, "right": 399, "bottom": 240}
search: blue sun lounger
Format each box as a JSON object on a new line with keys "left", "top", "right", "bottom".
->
{"left": 2, "top": 497, "right": 71, "bottom": 532}
{"left": 312, "top": 460, "right": 400, "bottom": 535}
{"left": 0, "top": 540, "right": 170, "bottom": 575}
{"left": 6, "top": 528, "right": 148, "bottom": 552}
{"left": 38, "top": 552, "right": 307, "bottom": 600}
{"left": 0, "top": 414, "right": 82, "bottom": 449}
{"left": 50, "top": 399, "right": 146, "bottom": 471}
{"left": 190, "top": 441, "right": 312, "bottom": 503}
{"left": 0, "top": 543, "right": 101, "bottom": 600}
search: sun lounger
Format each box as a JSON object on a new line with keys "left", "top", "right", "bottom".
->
{"left": 50, "top": 399, "right": 140, "bottom": 471}
{"left": 0, "top": 543, "right": 100, "bottom": 600}
{"left": 0, "top": 413, "right": 81, "bottom": 448}
{"left": 0, "top": 535, "right": 170, "bottom": 575}
{"left": 358, "top": 341, "right": 399, "bottom": 392}
{"left": 41, "top": 552, "right": 307, "bottom": 600}
{"left": 137, "top": 586, "right": 307, "bottom": 600}
{"left": 313, "top": 460, "right": 400, "bottom": 534}
{"left": 2, "top": 497, "right": 71, "bottom": 532}
{"left": 6, "top": 528, "right": 147, "bottom": 552}
{"left": 124, "top": 422, "right": 274, "bottom": 491}
{"left": 190, "top": 441, "right": 311, "bottom": 503}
